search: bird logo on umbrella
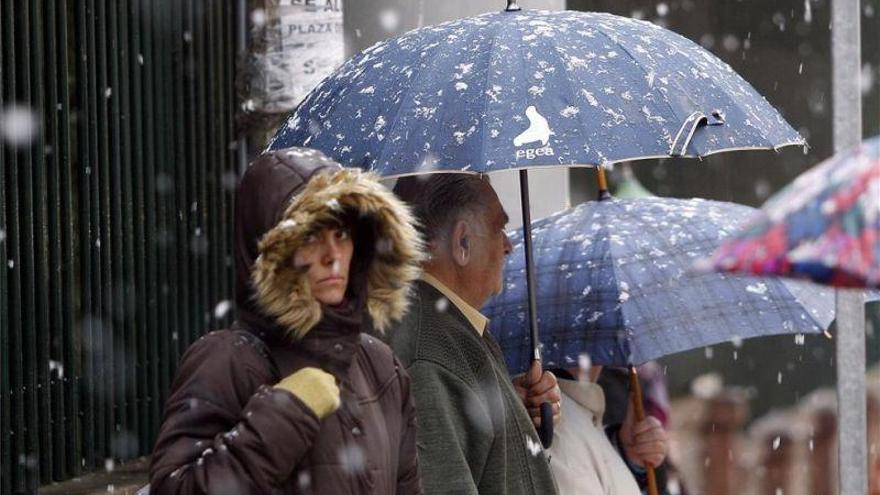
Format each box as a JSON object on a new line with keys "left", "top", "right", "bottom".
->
{"left": 514, "top": 105, "right": 555, "bottom": 161}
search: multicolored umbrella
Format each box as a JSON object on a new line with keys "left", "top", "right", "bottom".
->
{"left": 710, "top": 136, "right": 880, "bottom": 288}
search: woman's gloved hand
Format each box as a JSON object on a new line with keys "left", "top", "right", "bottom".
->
{"left": 274, "top": 367, "right": 341, "bottom": 419}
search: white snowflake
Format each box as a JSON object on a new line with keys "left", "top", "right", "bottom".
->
{"left": 560, "top": 106, "right": 580, "bottom": 118}
{"left": 435, "top": 297, "right": 449, "bottom": 313}
{"left": 214, "top": 300, "right": 233, "bottom": 319}
{"left": 0, "top": 105, "right": 38, "bottom": 147}
{"left": 745, "top": 283, "right": 768, "bottom": 295}
{"left": 455, "top": 63, "right": 474, "bottom": 76}
{"left": 525, "top": 435, "right": 542, "bottom": 456}
{"left": 49, "top": 360, "right": 64, "bottom": 379}
{"left": 580, "top": 89, "right": 599, "bottom": 107}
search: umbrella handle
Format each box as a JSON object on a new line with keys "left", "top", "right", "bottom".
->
{"left": 595, "top": 165, "right": 613, "bottom": 200}
{"left": 518, "top": 170, "right": 552, "bottom": 448}
{"left": 538, "top": 401, "right": 554, "bottom": 448}
{"left": 629, "top": 366, "right": 659, "bottom": 495}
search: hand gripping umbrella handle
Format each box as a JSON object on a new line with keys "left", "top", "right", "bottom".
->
{"left": 538, "top": 401, "right": 554, "bottom": 448}
{"left": 629, "top": 366, "right": 659, "bottom": 495}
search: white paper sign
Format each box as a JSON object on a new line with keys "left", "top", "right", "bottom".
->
{"left": 249, "top": 0, "right": 344, "bottom": 113}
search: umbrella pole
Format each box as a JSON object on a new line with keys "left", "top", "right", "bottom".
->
{"left": 599, "top": 167, "right": 657, "bottom": 492}
{"left": 601, "top": 169, "right": 655, "bottom": 493}
{"left": 629, "top": 366, "right": 659, "bottom": 495}
{"left": 519, "top": 169, "right": 553, "bottom": 448}
{"left": 596, "top": 165, "right": 612, "bottom": 200}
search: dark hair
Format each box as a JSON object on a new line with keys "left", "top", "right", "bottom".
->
{"left": 393, "top": 174, "right": 490, "bottom": 244}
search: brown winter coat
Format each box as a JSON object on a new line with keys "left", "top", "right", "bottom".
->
{"left": 149, "top": 148, "right": 424, "bottom": 494}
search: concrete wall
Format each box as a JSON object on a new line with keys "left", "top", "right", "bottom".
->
{"left": 342, "top": 0, "right": 570, "bottom": 228}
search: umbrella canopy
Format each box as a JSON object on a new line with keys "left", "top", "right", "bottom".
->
{"left": 483, "top": 197, "right": 835, "bottom": 373}
{"left": 265, "top": 7, "right": 807, "bottom": 458}
{"left": 268, "top": 9, "right": 803, "bottom": 175}
{"left": 710, "top": 136, "right": 880, "bottom": 288}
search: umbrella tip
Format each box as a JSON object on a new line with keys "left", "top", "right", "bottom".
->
{"left": 505, "top": 0, "right": 521, "bottom": 11}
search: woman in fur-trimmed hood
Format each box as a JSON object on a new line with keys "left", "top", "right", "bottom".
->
{"left": 149, "top": 147, "right": 424, "bottom": 495}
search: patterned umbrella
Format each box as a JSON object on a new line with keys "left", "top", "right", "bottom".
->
{"left": 483, "top": 196, "right": 836, "bottom": 373}
{"left": 268, "top": 4, "right": 806, "bottom": 459}
{"left": 710, "top": 136, "right": 880, "bottom": 288}
{"left": 268, "top": 8, "right": 803, "bottom": 174}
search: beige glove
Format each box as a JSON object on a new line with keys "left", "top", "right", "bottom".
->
{"left": 274, "top": 367, "right": 341, "bottom": 419}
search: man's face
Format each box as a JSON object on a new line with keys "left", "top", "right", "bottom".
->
{"left": 467, "top": 183, "right": 512, "bottom": 306}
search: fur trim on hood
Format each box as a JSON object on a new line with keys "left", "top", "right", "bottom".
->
{"left": 252, "top": 168, "right": 423, "bottom": 340}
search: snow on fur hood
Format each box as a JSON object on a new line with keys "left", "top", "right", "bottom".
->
{"left": 252, "top": 162, "right": 423, "bottom": 340}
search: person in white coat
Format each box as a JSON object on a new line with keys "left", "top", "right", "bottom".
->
{"left": 548, "top": 363, "right": 668, "bottom": 495}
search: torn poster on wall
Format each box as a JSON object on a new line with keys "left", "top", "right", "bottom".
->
{"left": 245, "top": 0, "right": 344, "bottom": 113}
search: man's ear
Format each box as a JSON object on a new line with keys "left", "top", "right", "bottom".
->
{"left": 451, "top": 219, "right": 471, "bottom": 267}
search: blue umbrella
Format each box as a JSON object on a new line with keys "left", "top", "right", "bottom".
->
{"left": 482, "top": 196, "right": 836, "bottom": 374}
{"left": 269, "top": 8, "right": 803, "bottom": 174}
{"left": 268, "top": 3, "right": 804, "bottom": 457}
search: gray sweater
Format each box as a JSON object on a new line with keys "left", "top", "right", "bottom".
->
{"left": 386, "top": 280, "right": 558, "bottom": 495}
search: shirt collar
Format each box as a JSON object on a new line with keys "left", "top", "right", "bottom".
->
{"left": 420, "top": 272, "right": 488, "bottom": 336}
{"left": 558, "top": 379, "right": 606, "bottom": 426}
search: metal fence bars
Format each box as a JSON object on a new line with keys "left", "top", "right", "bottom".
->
{"left": 0, "top": 1, "right": 238, "bottom": 492}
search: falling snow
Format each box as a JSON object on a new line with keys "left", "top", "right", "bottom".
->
{"left": 656, "top": 3, "right": 670, "bottom": 17}
{"left": 49, "top": 360, "right": 64, "bottom": 379}
{"left": 338, "top": 445, "right": 367, "bottom": 474}
{"left": 0, "top": 105, "right": 38, "bottom": 147}
{"left": 378, "top": 9, "right": 401, "bottom": 32}
{"left": 435, "top": 297, "right": 449, "bottom": 313}
{"left": 251, "top": 8, "right": 267, "bottom": 27}
{"left": 214, "top": 300, "right": 233, "bottom": 320}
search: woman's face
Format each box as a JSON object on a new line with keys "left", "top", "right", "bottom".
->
{"left": 293, "top": 226, "right": 354, "bottom": 305}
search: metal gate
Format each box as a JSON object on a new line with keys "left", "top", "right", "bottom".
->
{"left": 0, "top": 1, "right": 238, "bottom": 492}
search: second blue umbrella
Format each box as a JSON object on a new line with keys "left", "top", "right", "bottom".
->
{"left": 483, "top": 196, "right": 835, "bottom": 373}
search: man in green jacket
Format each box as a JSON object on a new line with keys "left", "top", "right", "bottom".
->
{"left": 388, "top": 174, "right": 560, "bottom": 494}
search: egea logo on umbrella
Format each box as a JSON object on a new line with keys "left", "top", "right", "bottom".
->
{"left": 513, "top": 105, "right": 556, "bottom": 160}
